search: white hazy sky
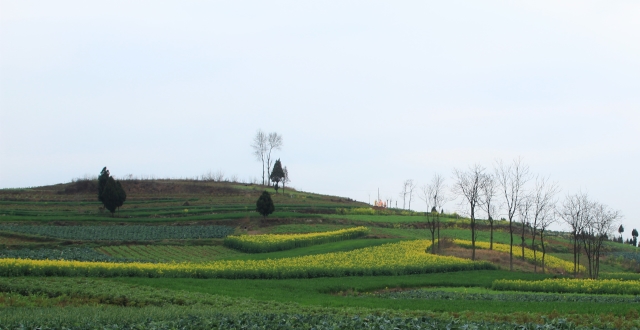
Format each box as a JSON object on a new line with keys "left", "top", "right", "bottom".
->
{"left": 1, "top": 1, "right": 639, "bottom": 234}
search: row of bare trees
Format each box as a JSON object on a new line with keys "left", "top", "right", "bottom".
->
{"left": 413, "top": 158, "right": 620, "bottom": 278}
{"left": 560, "top": 193, "right": 621, "bottom": 279}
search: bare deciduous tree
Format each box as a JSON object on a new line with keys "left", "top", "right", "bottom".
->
{"left": 282, "top": 166, "right": 290, "bottom": 194}
{"left": 529, "top": 177, "right": 559, "bottom": 273}
{"left": 480, "top": 173, "right": 498, "bottom": 250}
{"left": 580, "top": 201, "right": 620, "bottom": 279}
{"left": 400, "top": 180, "right": 413, "bottom": 210}
{"left": 518, "top": 194, "right": 532, "bottom": 262}
{"left": 266, "top": 132, "right": 283, "bottom": 184}
{"left": 420, "top": 174, "right": 447, "bottom": 252}
{"left": 251, "top": 130, "right": 268, "bottom": 185}
{"left": 496, "top": 158, "right": 530, "bottom": 271}
{"left": 539, "top": 207, "right": 557, "bottom": 274}
{"left": 452, "top": 164, "right": 486, "bottom": 261}
{"left": 407, "top": 180, "right": 416, "bottom": 211}
{"left": 213, "top": 170, "right": 225, "bottom": 182}
{"left": 560, "top": 192, "right": 590, "bottom": 276}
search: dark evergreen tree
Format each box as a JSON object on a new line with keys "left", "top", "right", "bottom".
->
{"left": 256, "top": 191, "right": 275, "bottom": 218}
{"left": 633, "top": 228, "right": 639, "bottom": 247}
{"left": 618, "top": 225, "right": 625, "bottom": 243}
{"left": 97, "top": 167, "right": 127, "bottom": 216}
{"left": 101, "top": 177, "right": 120, "bottom": 215}
{"left": 269, "top": 159, "right": 285, "bottom": 194}
{"left": 98, "top": 167, "right": 110, "bottom": 202}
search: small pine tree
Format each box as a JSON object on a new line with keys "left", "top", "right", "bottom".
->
{"left": 269, "top": 159, "right": 285, "bottom": 194}
{"left": 256, "top": 191, "right": 275, "bottom": 218}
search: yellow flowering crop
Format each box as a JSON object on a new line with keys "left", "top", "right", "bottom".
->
{"left": 493, "top": 278, "right": 640, "bottom": 295}
{"left": 0, "top": 240, "right": 495, "bottom": 279}
{"left": 224, "top": 226, "right": 370, "bottom": 253}
{"left": 453, "top": 239, "right": 580, "bottom": 273}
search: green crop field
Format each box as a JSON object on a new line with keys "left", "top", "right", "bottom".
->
{"left": 1, "top": 180, "right": 638, "bottom": 329}
{"left": 98, "top": 244, "right": 242, "bottom": 262}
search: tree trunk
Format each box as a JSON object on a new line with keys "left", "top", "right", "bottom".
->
{"left": 531, "top": 227, "right": 537, "bottom": 273}
{"left": 437, "top": 217, "right": 441, "bottom": 251}
{"left": 509, "top": 219, "right": 514, "bottom": 271}
{"left": 521, "top": 222, "right": 526, "bottom": 261}
{"left": 427, "top": 214, "right": 436, "bottom": 254}
{"left": 573, "top": 229, "right": 580, "bottom": 277}
{"left": 540, "top": 230, "right": 546, "bottom": 274}
{"left": 489, "top": 220, "right": 494, "bottom": 250}
{"left": 471, "top": 209, "right": 476, "bottom": 261}
{"left": 430, "top": 230, "right": 435, "bottom": 254}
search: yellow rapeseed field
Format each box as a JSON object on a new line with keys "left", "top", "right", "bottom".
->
{"left": 0, "top": 240, "right": 495, "bottom": 279}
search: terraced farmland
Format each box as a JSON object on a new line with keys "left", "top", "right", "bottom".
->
{"left": 2, "top": 179, "right": 639, "bottom": 329}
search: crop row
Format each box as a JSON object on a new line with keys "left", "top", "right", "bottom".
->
{"left": 370, "top": 288, "right": 640, "bottom": 303}
{"left": 0, "top": 240, "right": 496, "bottom": 279}
{"left": 492, "top": 278, "right": 640, "bottom": 295}
{"left": 0, "top": 224, "right": 234, "bottom": 240}
{"left": 0, "top": 277, "right": 223, "bottom": 307}
{"left": 0, "top": 247, "right": 133, "bottom": 263}
{"left": 223, "top": 226, "right": 369, "bottom": 253}
{"left": 0, "top": 311, "right": 596, "bottom": 330}
{"left": 454, "top": 239, "right": 578, "bottom": 273}
{"left": 98, "top": 245, "right": 241, "bottom": 262}
{"left": 600, "top": 273, "right": 640, "bottom": 281}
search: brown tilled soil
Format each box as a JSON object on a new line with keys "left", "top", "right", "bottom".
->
{"left": 431, "top": 238, "right": 563, "bottom": 273}
{"left": 437, "top": 245, "right": 538, "bottom": 272}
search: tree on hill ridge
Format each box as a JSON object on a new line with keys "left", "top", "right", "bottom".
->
{"left": 97, "top": 167, "right": 126, "bottom": 216}
{"left": 282, "top": 166, "right": 290, "bottom": 194}
{"left": 270, "top": 159, "right": 285, "bottom": 194}
{"left": 98, "top": 167, "right": 110, "bottom": 203}
{"left": 266, "top": 133, "right": 283, "bottom": 186}
{"left": 251, "top": 130, "right": 268, "bottom": 185}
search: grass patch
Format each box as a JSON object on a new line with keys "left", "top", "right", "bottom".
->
{"left": 113, "top": 270, "right": 639, "bottom": 315}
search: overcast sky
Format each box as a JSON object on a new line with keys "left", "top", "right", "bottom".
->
{"left": 1, "top": 1, "right": 639, "bottom": 233}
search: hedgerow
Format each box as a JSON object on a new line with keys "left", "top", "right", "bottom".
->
{"left": 223, "top": 226, "right": 369, "bottom": 253}
{"left": 492, "top": 278, "right": 640, "bottom": 295}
